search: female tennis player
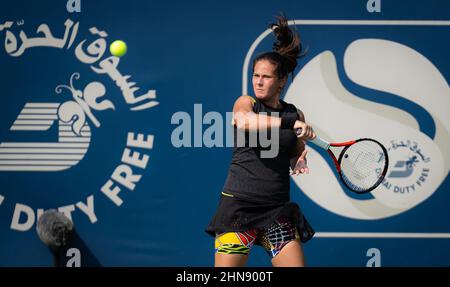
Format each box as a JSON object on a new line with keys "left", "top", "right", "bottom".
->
{"left": 206, "top": 14, "right": 316, "bottom": 267}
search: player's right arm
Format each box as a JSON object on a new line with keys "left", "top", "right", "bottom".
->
{"left": 232, "top": 95, "right": 306, "bottom": 132}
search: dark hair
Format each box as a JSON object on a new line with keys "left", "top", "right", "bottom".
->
{"left": 253, "top": 14, "right": 303, "bottom": 79}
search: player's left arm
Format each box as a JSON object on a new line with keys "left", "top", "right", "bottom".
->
{"left": 290, "top": 109, "right": 309, "bottom": 174}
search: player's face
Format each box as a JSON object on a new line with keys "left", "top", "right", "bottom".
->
{"left": 252, "top": 60, "right": 285, "bottom": 101}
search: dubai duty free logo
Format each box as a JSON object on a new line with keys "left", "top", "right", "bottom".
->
{"left": 243, "top": 19, "right": 450, "bottom": 221}
{"left": 0, "top": 18, "right": 158, "bottom": 232}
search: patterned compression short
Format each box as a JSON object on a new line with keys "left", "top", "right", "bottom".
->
{"left": 215, "top": 217, "right": 300, "bottom": 258}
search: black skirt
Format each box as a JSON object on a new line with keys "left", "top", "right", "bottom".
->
{"left": 205, "top": 195, "right": 315, "bottom": 244}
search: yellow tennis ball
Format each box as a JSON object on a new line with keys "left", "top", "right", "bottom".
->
{"left": 110, "top": 40, "right": 127, "bottom": 57}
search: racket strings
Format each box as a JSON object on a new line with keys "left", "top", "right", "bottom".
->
{"left": 339, "top": 140, "right": 387, "bottom": 193}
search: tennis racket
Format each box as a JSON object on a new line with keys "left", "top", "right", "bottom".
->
{"left": 296, "top": 129, "right": 389, "bottom": 194}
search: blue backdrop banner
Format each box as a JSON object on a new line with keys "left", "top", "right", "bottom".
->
{"left": 0, "top": 0, "right": 449, "bottom": 266}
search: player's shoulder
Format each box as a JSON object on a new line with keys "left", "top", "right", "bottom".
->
{"left": 282, "top": 100, "right": 305, "bottom": 121}
{"left": 236, "top": 95, "right": 256, "bottom": 105}
{"left": 233, "top": 95, "right": 257, "bottom": 113}
{"left": 281, "top": 100, "right": 298, "bottom": 113}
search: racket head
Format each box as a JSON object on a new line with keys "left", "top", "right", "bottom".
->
{"left": 336, "top": 138, "right": 389, "bottom": 194}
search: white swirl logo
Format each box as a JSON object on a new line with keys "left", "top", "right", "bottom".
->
{"left": 285, "top": 39, "right": 448, "bottom": 219}
{"left": 243, "top": 21, "right": 450, "bottom": 220}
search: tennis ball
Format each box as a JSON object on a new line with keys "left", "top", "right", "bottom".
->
{"left": 110, "top": 40, "right": 127, "bottom": 57}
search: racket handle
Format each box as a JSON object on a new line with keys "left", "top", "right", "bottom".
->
{"left": 295, "top": 128, "right": 330, "bottom": 150}
{"left": 310, "top": 136, "right": 330, "bottom": 150}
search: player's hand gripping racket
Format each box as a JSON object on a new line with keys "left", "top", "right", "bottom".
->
{"left": 296, "top": 129, "right": 389, "bottom": 194}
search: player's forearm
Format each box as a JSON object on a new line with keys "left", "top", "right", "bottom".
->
{"left": 290, "top": 140, "right": 306, "bottom": 168}
{"left": 233, "top": 113, "right": 279, "bottom": 131}
{"left": 233, "top": 112, "right": 299, "bottom": 131}
{"left": 290, "top": 156, "right": 298, "bottom": 170}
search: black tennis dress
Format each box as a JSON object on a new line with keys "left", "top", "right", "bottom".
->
{"left": 206, "top": 96, "right": 315, "bottom": 243}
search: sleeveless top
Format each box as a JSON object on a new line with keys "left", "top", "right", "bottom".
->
{"left": 222, "top": 96, "right": 300, "bottom": 204}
